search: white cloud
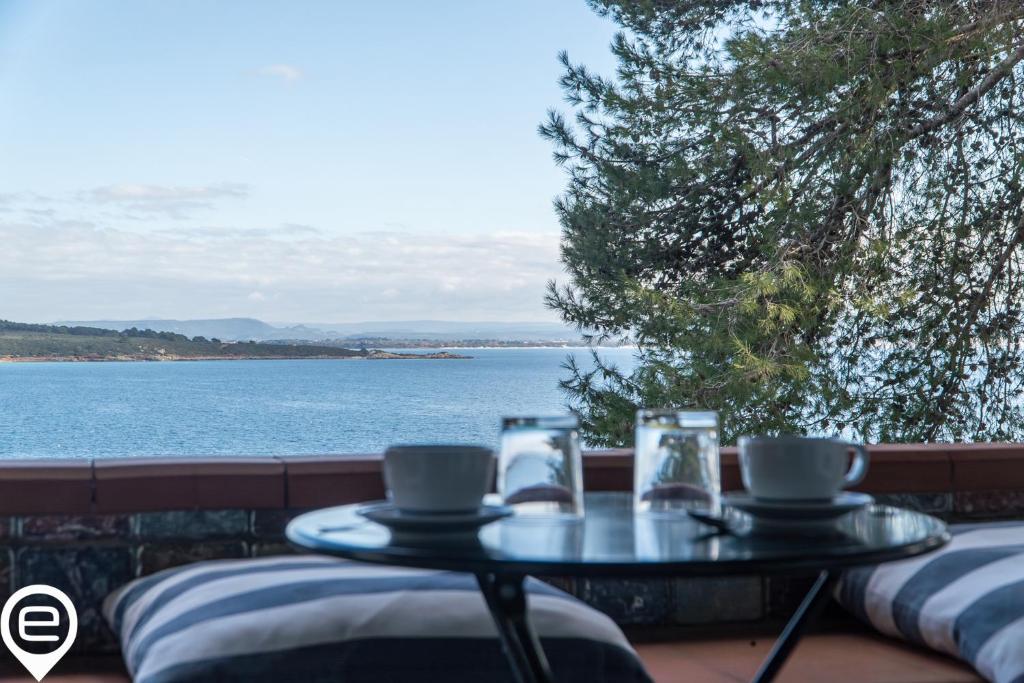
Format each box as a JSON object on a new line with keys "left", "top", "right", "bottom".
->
{"left": 85, "top": 183, "right": 249, "bottom": 219}
{"left": 256, "top": 64, "right": 304, "bottom": 83}
{"left": 0, "top": 217, "right": 563, "bottom": 322}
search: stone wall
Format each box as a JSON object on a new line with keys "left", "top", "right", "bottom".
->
{"left": 0, "top": 510, "right": 293, "bottom": 651}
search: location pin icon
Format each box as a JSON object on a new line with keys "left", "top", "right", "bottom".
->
{"left": 1, "top": 585, "right": 77, "bottom": 682}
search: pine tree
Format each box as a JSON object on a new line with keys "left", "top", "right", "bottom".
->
{"left": 543, "top": 1, "right": 1024, "bottom": 445}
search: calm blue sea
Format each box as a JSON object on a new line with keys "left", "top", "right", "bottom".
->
{"left": 0, "top": 348, "right": 637, "bottom": 458}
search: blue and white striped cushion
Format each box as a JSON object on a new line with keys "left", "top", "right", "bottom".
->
{"left": 836, "top": 521, "right": 1024, "bottom": 683}
{"left": 103, "top": 555, "right": 651, "bottom": 683}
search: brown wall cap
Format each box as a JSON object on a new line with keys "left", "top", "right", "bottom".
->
{"left": 865, "top": 443, "right": 953, "bottom": 453}
{"left": 94, "top": 457, "right": 285, "bottom": 477}
{"left": 0, "top": 459, "right": 92, "bottom": 480}
{"left": 95, "top": 457, "right": 285, "bottom": 513}
{"left": 279, "top": 454, "right": 383, "bottom": 475}
{"left": 0, "top": 443, "right": 1013, "bottom": 515}
{"left": 950, "top": 443, "right": 1024, "bottom": 491}
{"left": 857, "top": 447, "right": 953, "bottom": 493}
{"left": 0, "top": 459, "right": 92, "bottom": 514}
{"left": 719, "top": 450, "right": 743, "bottom": 491}
{"left": 581, "top": 449, "right": 633, "bottom": 464}
{"left": 284, "top": 456, "right": 385, "bottom": 508}
{"left": 580, "top": 449, "right": 633, "bottom": 491}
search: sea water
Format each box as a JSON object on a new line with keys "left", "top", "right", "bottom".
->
{"left": 0, "top": 348, "right": 636, "bottom": 458}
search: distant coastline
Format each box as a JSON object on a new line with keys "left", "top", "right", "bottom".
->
{"left": 0, "top": 320, "right": 469, "bottom": 363}
{"left": 0, "top": 350, "right": 470, "bottom": 363}
{"left": 45, "top": 317, "right": 631, "bottom": 350}
{"left": 313, "top": 339, "right": 624, "bottom": 349}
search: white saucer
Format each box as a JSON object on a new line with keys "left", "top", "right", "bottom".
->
{"left": 723, "top": 491, "right": 873, "bottom": 519}
{"left": 357, "top": 502, "right": 513, "bottom": 533}
{"left": 722, "top": 492, "right": 873, "bottom": 534}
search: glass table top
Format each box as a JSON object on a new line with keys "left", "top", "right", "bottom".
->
{"left": 287, "top": 492, "right": 949, "bottom": 577}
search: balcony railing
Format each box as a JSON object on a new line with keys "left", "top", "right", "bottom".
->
{"left": 0, "top": 442, "right": 1019, "bottom": 515}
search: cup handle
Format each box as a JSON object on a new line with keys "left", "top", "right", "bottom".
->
{"left": 844, "top": 444, "right": 869, "bottom": 487}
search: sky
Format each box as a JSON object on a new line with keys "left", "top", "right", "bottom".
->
{"left": 0, "top": 1, "right": 619, "bottom": 324}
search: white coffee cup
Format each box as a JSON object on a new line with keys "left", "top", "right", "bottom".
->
{"left": 383, "top": 445, "right": 495, "bottom": 514}
{"left": 737, "top": 435, "right": 869, "bottom": 501}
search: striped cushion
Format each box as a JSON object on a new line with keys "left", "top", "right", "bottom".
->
{"left": 103, "top": 556, "right": 651, "bottom": 683}
{"left": 836, "top": 521, "right": 1024, "bottom": 683}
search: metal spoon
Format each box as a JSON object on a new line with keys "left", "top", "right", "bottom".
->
{"left": 686, "top": 509, "right": 734, "bottom": 535}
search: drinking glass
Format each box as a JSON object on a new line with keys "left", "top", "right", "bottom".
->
{"left": 498, "top": 415, "right": 584, "bottom": 516}
{"left": 633, "top": 409, "right": 720, "bottom": 514}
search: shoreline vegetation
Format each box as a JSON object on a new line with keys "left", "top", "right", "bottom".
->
{"left": 0, "top": 351, "right": 470, "bottom": 363}
{"left": 0, "top": 320, "right": 469, "bottom": 362}
{"left": 304, "top": 338, "right": 620, "bottom": 349}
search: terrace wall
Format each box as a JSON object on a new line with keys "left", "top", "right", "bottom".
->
{"left": 0, "top": 444, "right": 1021, "bottom": 651}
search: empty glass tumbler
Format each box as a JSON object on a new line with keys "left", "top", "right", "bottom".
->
{"left": 633, "top": 410, "right": 720, "bottom": 513}
{"left": 498, "top": 416, "right": 584, "bottom": 516}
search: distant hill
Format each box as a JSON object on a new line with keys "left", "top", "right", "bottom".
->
{"left": 57, "top": 318, "right": 581, "bottom": 343}
{"left": 0, "top": 320, "right": 465, "bottom": 362}
{"left": 54, "top": 318, "right": 318, "bottom": 342}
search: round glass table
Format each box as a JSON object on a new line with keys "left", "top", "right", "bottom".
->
{"left": 287, "top": 492, "right": 949, "bottom": 683}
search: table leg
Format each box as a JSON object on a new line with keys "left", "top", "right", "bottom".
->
{"left": 751, "top": 570, "right": 839, "bottom": 683}
{"left": 476, "top": 573, "right": 555, "bottom": 683}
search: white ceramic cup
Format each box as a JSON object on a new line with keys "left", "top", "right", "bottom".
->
{"left": 383, "top": 445, "right": 495, "bottom": 514}
{"left": 737, "top": 435, "right": 869, "bottom": 501}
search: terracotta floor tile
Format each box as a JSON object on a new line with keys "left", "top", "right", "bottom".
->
{"left": 0, "top": 634, "right": 981, "bottom": 683}
{"left": 636, "top": 633, "right": 982, "bottom": 683}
